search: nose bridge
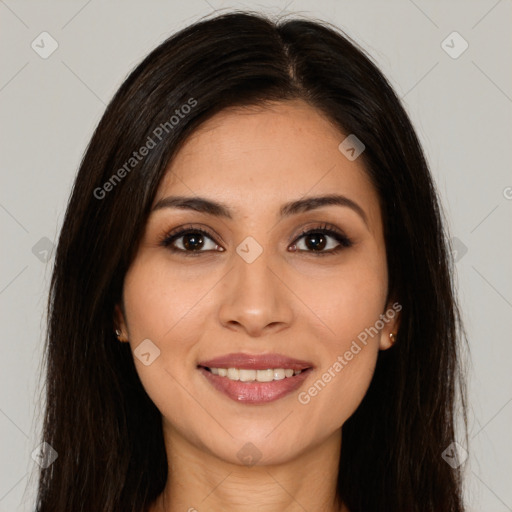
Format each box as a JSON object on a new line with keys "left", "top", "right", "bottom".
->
{"left": 218, "top": 241, "right": 292, "bottom": 334}
{"left": 235, "top": 245, "right": 274, "bottom": 295}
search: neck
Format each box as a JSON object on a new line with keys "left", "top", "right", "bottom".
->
{"left": 153, "top": 425, "right": 346, "bottom": 512}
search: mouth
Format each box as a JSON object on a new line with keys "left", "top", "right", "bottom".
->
{"left": 197, "top": 353, "right": 314, "bottom": 404}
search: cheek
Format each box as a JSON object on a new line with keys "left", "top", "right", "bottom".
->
{"left": 121, "top": 255, "right": 207, "bottom": 394}
{"left": 122, "top": 253, "right": 213, "bottom": 341}
{"left": 292, "top": 249, "right": 387, "bottom": 423}
{"left": 293, "top": 246, "right": 388, "bottom": 342}
{"left": 121, "top": 256, "right": 214, "bottom": 433}
{"left": 295, "top": 295, "right": 382, "bottom": 435}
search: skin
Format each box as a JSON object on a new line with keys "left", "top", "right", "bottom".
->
{"left": 115, "top": 99, "right": 400, "bottom": 512}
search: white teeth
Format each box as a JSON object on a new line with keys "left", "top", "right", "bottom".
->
{"left": 227, "top": 368, "right": 239, "bottom": 380}
{"left": 273, "top": 369, "right": 285, "bottom": 380}
{"left": 257, "top": 369, "right": 274, "bottom": 382}
{"left": 207, "top": 367, "right": 306, "bottom": 382}
{"left": 239, "top": 369, "right": 256, "bottom": 382}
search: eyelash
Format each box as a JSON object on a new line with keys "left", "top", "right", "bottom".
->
{"left": 159, "top": 223, "right": 353, "bottom": 257}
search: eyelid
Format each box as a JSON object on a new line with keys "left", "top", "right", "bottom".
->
{"left": 290, "top": 221, "right": 348, "bottom": 244}
{"left": 160, "top": 223, "right": 221, "bottom": 245}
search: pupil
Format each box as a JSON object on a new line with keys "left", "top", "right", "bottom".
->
{"left": 183, "top": 233, "right": 204, "bottom": 251}
{"left": 305, "top": 233, "right": 326, "bottom": 251}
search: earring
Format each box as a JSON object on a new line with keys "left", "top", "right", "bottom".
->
{"left": 389, "top": 332, "right": 396, "bottom": 345}
{"left": 115, "top": 329, "right": 127, "bottom": 342}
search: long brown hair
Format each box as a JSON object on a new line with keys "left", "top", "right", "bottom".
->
{"left": 34, "top": 10, "right": 468, "bottom": 511}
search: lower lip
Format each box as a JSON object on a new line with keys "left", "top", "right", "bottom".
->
{"left": 199, "top": 367, "right": 311, "bottom": 404}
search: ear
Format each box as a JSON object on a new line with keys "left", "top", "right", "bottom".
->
{"left": 113, "top": 303, "right": 129, "bottom": 342}
{"left": 378, "top": 300, "right": 402, "bottom": 351}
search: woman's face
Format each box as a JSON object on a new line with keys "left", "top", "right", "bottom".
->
{"left": 116, "top": 99, "right": 399, "bottom": 466}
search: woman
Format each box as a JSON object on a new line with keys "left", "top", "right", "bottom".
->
{"left": 35, "top": 10, "right": 468, "bottom": 512}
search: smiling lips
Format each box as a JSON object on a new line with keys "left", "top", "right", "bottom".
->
{"left": 198, "top": 352, "right": 314, "bottom": 404}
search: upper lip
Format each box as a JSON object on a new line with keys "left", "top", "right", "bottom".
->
{"left": 198, "top": 352, "right": 314, "bottom": 371}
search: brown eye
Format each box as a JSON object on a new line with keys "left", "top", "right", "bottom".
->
{"left": 181, "top": 232, "right": 206, "bottom": 251}
{"left": 291, "top": 226, "right": 353, "bottom": 255}
{"left": 161, "top": 228, "right": 223, "bottom": 254}
{"left": 302, "top": 232, "right": 328, "bottom": 251}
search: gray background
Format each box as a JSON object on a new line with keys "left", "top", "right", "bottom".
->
{"left": 1, "top": 0, "right": 511, "bottom": 510}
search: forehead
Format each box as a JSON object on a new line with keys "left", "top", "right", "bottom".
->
{"left": 155, "top": 100, "right": 381, "bottom": 230}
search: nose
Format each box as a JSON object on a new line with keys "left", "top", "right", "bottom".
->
{"left": 218, "top": 249, "right": 294, "bottom": 337}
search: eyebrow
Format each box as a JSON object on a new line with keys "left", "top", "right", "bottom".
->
{"left": 152, "top": 193, "right": 369, "bottom": 226}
